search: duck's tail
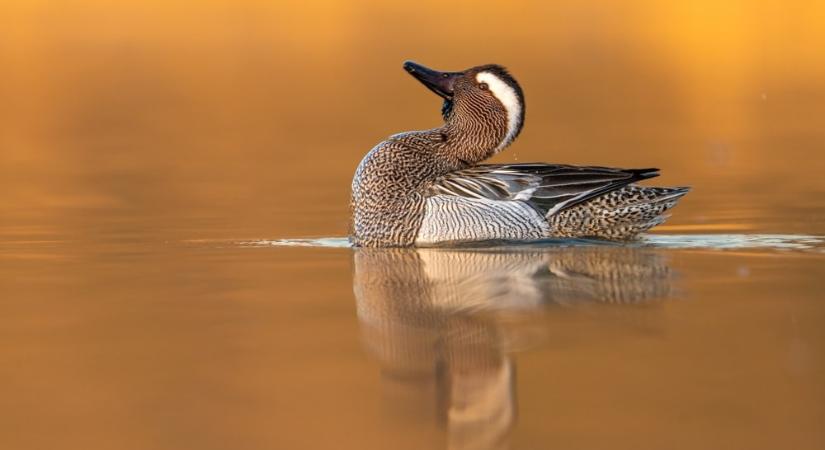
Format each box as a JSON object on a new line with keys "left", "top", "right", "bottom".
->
{"left": 546, "top": 185, "right": 690, "bottom": 240}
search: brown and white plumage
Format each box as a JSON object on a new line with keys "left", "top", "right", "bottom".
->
{"left": 428, "top": 164, "right": 659, "bottom": 214}
{"left": 426, "top": 164, "right": 690, "bottom": 241}
{"left": 349, "top": 61, "right": 689, "bottom": 247}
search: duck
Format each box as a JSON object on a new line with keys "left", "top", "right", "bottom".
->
{"left": 350, "top": 61, "right": 689, "bottom": 247}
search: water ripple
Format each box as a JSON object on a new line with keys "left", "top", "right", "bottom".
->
{"left": 245, "top": 234, "right": 825, "bottom": 252}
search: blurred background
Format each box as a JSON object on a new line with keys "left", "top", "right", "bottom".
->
{"left": 2, "top": 0, "right": 825, "bottom": 242}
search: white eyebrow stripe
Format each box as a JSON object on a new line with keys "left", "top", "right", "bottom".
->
{"left": 475, "top": 71, "right": 522, "bottom": 152}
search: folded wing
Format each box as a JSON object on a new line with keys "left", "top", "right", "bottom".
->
{"left": 426, "top": 163, "right": 659, "bottom": 216}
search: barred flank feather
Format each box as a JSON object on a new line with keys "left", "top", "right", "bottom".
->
{"left": 546, "top": 186, "right": 690, "bottom": 239}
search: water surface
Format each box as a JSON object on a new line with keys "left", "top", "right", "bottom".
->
{"left": 3, "top": 230, "right": 824, "bottom": 450}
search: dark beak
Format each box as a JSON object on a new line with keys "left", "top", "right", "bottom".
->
{"left": 403, "top": 60, "right": 462, "bottom": 100}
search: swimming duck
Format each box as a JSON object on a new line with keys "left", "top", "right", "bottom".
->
{"left": 350, "top": 61, "right": 689, "bottom": 247}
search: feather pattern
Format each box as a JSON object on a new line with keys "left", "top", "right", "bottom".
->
{"left": 426, "top": 164, "right": 659, "bottom": 216}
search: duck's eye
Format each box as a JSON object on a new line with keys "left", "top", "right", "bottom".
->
{"left": 479, "top": 83, "right": 489, "bottom": 91}
{"left": 442, "top": 73, "right": 449, "bottom": 79}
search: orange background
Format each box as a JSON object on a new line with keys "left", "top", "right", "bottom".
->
{"left": 2, "top": 0, "right": 824, "bottom": 238}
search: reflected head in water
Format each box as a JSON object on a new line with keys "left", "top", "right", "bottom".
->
{"left": 352, "top": 245, "right": 676, "bottom": 450}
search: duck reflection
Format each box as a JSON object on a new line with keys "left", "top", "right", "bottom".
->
{"left": 353, "top": 246, "right": 674, "bottom": 450}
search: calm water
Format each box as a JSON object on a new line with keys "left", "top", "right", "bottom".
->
{"left": 3, "top": 231, "right": 825, "bottom": 450}
{"left": 3, "top": 1, "right": 825, "bottom": 449}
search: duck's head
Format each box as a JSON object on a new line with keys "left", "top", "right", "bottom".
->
{"left": 403, "top": 60, "right": 525, "bottom": 153}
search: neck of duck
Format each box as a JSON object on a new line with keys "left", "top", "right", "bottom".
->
{"left": 350, "top": 104, "right": 510, "bottom": 247}
{"left": 438, "top": 103, "right": 508, "bottom": 166}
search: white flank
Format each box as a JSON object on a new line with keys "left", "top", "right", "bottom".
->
{"left": 476, "top": 71, "right": 522, "bottom": 152}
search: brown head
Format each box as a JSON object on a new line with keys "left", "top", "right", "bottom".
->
{"left": 403, "top": 60, "right": 525, "bottom": 159}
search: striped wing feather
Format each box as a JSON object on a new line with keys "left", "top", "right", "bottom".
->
{"left": 426, "top": 164, "right": 659, "bottom": 216}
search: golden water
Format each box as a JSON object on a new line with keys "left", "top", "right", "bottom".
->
{"left": 2, "top": 1, "right": 825, "bottom": 449}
